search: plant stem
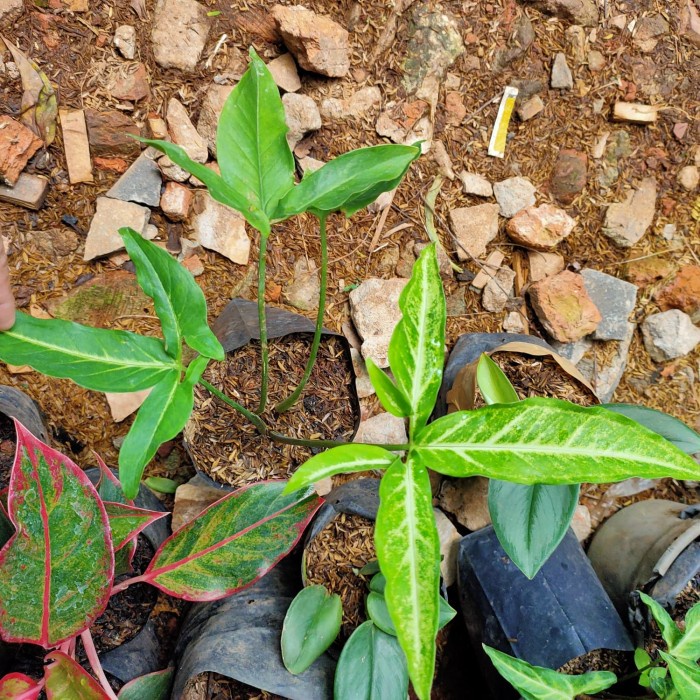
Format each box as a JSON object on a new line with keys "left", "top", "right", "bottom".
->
{"left": 110, "top": 573, "right": 148, "bottom": 596}
{"left": 256, "top": 232, "right": 270, "bottom": 414}
{"left": 81, "top": 629, "right": 119, "bottom": 700}
{"left": 275, "top": 213, "right": 328, "bottom": 413}
{"left": 199, "top": 379, "right": 268, "bottom": 435}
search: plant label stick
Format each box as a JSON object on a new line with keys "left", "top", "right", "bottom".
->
{"left": 488, "top": 86, "right": 518, "bottom": 159}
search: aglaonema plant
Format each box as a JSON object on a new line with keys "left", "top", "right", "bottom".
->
{"left": 284, "top": 243, "right": 700, "bottom": 699}
{"left": 0, "top": 420, "right": 322, "bottom": 699}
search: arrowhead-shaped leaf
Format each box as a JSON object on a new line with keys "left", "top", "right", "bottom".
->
{"left": 274, "top": 144, "right": 421, "bottom": 218}
{"left": 44, "top": 651, "right": 109, "bottom": 699}
{"left": 0, "top": 422, "right": 113, "bottom": 647}
{"left": 365, "top": 358, "right": 410, "bottom": 417}
{"left": 117, "top": 667, "right": 174, "bottom": 700}
{"left": 96, "top": 455, "right": 128, "bottom": 505}
{"left": 660, "top": 652, "right": 700, "bottom": 700}
{"left": 104, "top": 502, "right": 168, "bottom": 552}
{"left": 476, "top": 354, "right": 520, "bottom": 405}
{"left": 0, "top": 673, "right": 41, "bottom": 700}
{"left": 0, "top": 312, "right": 177, "bottom": 392}
{"left": 375, "top": 455, "right": 440, "bottom": 700}
{"left": 640, "top": 592, "right": 682, "bottom": 650}
{"left": 483, "top": 645, "right": 617, "bottom": 700}
{"left": 140, "top": 481, "right": 321, "bottom": 600}
{"left": 119, "top": 228, "right": 224, "bottom": 361}
{"left": 414, "top": 398, "right": 700, "bottom": 484}
{"left": 671, "top": 601, "right": 700, "bottom": 660}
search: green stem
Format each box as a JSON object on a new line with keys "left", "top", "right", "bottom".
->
{"left": 256, "top": 232, "right": 270, "bottom": 414}
{"left": 199, "top": 379, "right": 268, "bottom": 435}
{"left": 275, "top": 213, "right": 328, "bottom": 413}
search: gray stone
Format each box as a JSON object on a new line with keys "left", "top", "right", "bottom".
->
{"left": 493, "top": 177, "right": 537, "bottom": 218}
{"left": 459, "top": 171, "right": 493, "bottom": 197}
{"left": 482, "top": 267, "right": 515, "bottom": 313}
{"left": 551, "top": 52, "right": 573, "bottom": 89}
{"left": 551, "top": 336, "right": 594, "bottom": 365}
{"left": 493, "top": 16, "right": 535, "bottom": 72}
{"left": 106, "top": 152, "right": 162, "bottom": 207}
{"left": 598, "top": 130, "right": 631, "bottom": 188}
{"left": 642, "top": 310, "right": 700, "bottom": 362}
{"left": 151, "top": 0, "right": 211, "bottom": 71}
{"left": 354, "top": 412, "right": 407, "bottom": 446}
{"left": 167, "top": 98, "right": 208, "bottom": 164}
{"left": 519, "top": 0, "right": 598, "bottom": 27}
{"left": 285, "top": 257, "right": 320, "bottom": 312}
{"left": 282, "top": 93, "right": 321, "bottom": 149}
{"left": 114, "top": 25, "right": 137, "bottom": 60}
{"left": 190, "top": 191, "right": 250, "bottom": 264}
{"left": 603, "top": 178, "right": 657, "bottom": 247}
{"left": 84, "top": 197, "right": 152, "bottom": 261}
{"left": 580, "top": 269, "right": 637, "bottom": 341}
{"left": 503, "top": 311, "right": 527, "bottom": 334}
{"left": 196, "top": 84, "right": 234, "bottom": 157}
{"left": 350, "top": 348, "right": 374, "bottom": 399}
{"left": 450, "top": 203, "right": 500, "bottom": 260}
{"left": 0, "top": 0, "right": 23, "bottom": 23}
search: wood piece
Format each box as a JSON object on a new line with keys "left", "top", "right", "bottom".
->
{"left": 471, "top": 250, "right": 505, "bottom": 290}
{"left": 0, "top": 173, "right": 49, "bottom": 210}
{"left": 511, "top": 249, "right": 529, "bottom": 334}
{"left": 60, "top": 109, "right": 93, "bottom": 184}
{"left": 612, "top": 102, "right": 659, "bottom": 124}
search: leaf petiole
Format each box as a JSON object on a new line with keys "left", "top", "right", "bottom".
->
{"left": 256, "top": 232, "right": 270, "bottom": 414}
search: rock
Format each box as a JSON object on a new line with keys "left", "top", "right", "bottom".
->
{"left": 0, "top": 116, "right": 42, "bottom": 186}
{"left": 437, "top": 476, "right": 491, "bottom": 531}
{"left": 157, "top": 155, "right": 190, "bottom": 183}
{"left": 503, "top": 310, "right": 527, "bottom": 333}
{"left": 656, "top": 266, "right": 700, "bottom": 323}
{"left": 285, "top": 257, "right": 320, "bottom": 311}
{"left": 634, "top": 15, "right": 669, "bottom": 52}
{"left": 642, "top": 310, "right": 700, "bottom": 362}
{"left": 493, "top": 177, "right": 537, "bottom": 218}
{"left": 519, "top": 0, "right": 598, "bottom": 27}
{"left": 114, "top": 25, "right": 136, "bottom": 60}
{"left": 272, "top": 4, "right": 349, "bottom": 77}
{"left": 190, "top": 191, "right": 250, "bottom": 265}
{"left": 458, "top": 171, "right": 493, "bottom": 197}
{"left": 354, "top": 412, "right": 407, "bottom": 446}
{"left": 623, "top": 256, "right": 674, "bottom": 287}
{"left": 482, "top": 267, "right": 515, "bottom": 312}
{"left": 492, "top": 15, "right": 535, "bottom": 72}
{"left": 151, "top": 0, "right": 212, "bottom": 72}
{"left": 167, "top": 98, "right": 208, "bottom": 164}
{"left": 571, "top": 504, "right": 592, "bottom": 542}
{"left": 529, "top": 270, "right": 602, "bottom": 342}
{"left": 681, "top": 0, "right": 700, "bottom": 47}
{"left": 282, "top": 93, "right": 321, "bottom": 149}
{"left": 0, "top": 173, "right": 49, "bottom": 211}
{"left": 528, "top": 250, "right": 565, "bottom": 281}
{"left": 550, "top": 335, "right": 594, "bottom": 365}
{"left": 298, "top": 156, "right": 325, "bottom": 175}
{"left": 517, "top": 95, "right": 545, "bottom": 121}
{"left": 182, "top": 254, "right": 203, "bottom": 276}
{"left": 0, "top": 0, "right": 22, "bottom": 23}
{"left": 160, "top": 182, "right": 193, "bottom": 221}
{"left": 434, "top": 508, "right": 461, "bottom": 587}
{"left": 84, "top": 197, "right": 152, "bottom": 261}
{"left": 267, "top": 53, "right": 301, "bottom": 92}
{"left": 674, "top": 123, "right": 689, "bottom": 141}
{"left": 172, "top": 477, "right": 223, "bottom": 531}
{"left": 472, "top": 250, "right": 506, "bottom": 290}
{"left": 449, "top": 203, "right": 500, "bottom": 260}
{"left": 662, "top": 224, "right": 677, "bottom": 241}
{"left": 444, "top": 91, "right": 466, "bottom": 126}
{"left": 350, "top": 348, "right": 374, "bottom": 399}
{"left": 550, "top": 149, "right": 587, "bottom": 204}
{"left": 446, "top": 289, "right": 467, "bottom": 316}
{"left": 107, "top": 62, "right": 150, "bottom": 102}
{"left": 31, "top": 228, "right": 80, "bottom": 257}
{"left": 565, "top": 25, "right": 587, "bottom": 65}
{"left": 591, "top": 131, "right": 609, "bottom": 159}
{"left": 582, "top": 324, "right": 634, "bottom": 400}
{"left": 376, "top": 112, "right": 406, "bottom": 143}
{"left": 580, "top": 268, "right": 637, "bottom": 341}
{"left": 106, "top": 152, "right": 162, "bottom": 207}
{"left": 60, "top": 109, "right": 93, "bottom": 185}
{"left": 678, "top": 165, "right": 699, "bottom": 191}
{"left": 598, "top": 130, "right": 631, "bottom": 188}
{"left": 507, "top": 204, "right": 575, "bottom": 251}
{"left": 431, "top": 140, "right": 455, "bottom": 180}
{"left": 551, "top": 52, "right": 573, "bottom": 89}
{"left": 196, "top": 84, "right": 234, "bottom": 157}
{"left": 603, "top": 178, "right": 657, "bottom": 247}
{"left": 587, "top": 49, "right": 605, "bottom": 72}
{"left": 85, "top": 110, "right": 141, "bottom": 157}
{"left": 320, "top": 86, "right": 382, "bottom": 120}
{"left": 349, "top": 278, "right": 408, "bottom": 368}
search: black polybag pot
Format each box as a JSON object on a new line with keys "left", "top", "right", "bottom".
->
{"left": 458, "top": 527, "right": 633, "bottom": 699}
{"left": 0, "top": 384, "right": 48, "bottom": 443}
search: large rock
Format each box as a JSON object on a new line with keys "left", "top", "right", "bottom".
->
{"left": 0, "top": 0, "right": 23, "bottom": 23}
{"left": 507, "top": 204, "right": 575, "bottom": 250}
{"left": 354, "top": 412, "right": 407, "bottom": 446}
{"left": 196, "top": 84, "right": 234, "bottom": 157}
{"left": 642, "top": 310, "right": 700, "bottom": 362}
{"left": 282, "top": 93, "right": 321, "bottom": 149}
{"left": 482, "top": 267, "right": 515, "bottom": 313}
{"left": 106, "top": 151, "right": 162, "bottom": 207}
{"left": 519, "top": 0, "right": 598, "bottom": 27}
{"left": 528, "top": 251, "right": 565, "bottom": 282}
{"left": 528, "top": 270, "right": 602, "bottom": 342}
{"left": 493, "top": 176, "right": 537, "bottom": 218}
{"left": 167, "top": 98, "right": 208, "bottom": 164}
{"left": 85, "top": 110, "right": 141, "bottom": 157}
{"left": 449, "top": 203, "right": 500, "bottom": 260}
{"left": 285, "top": 257, "right": 320, "bottom": 312}
{"left": 272, "top": 4, "right": 350, "bottom": 77}
{"left": 603, "top": 178, "right": 657, "bottom": 247}
{"left": 84, "top": 198, "right": 152, "bottom": 261}
{"left": 190, "top": 191, "right": 250, "bottom": 265}
{"left": 580, "top": 269, "right": 637, "bottom": 341}
{"left": 151, "top": 0, "right": 212, "bottom": 72}
{"left": 0, "top": 116, "right": 42, "bottom": 186}
{"left": 551, "top": 52, "right": 573, "bottom": 89}
{"left": 550, "top": 149, "right": 587, "bottom": 204}
{"left": 656, "top": 266, "right": 700, "bottom": 323}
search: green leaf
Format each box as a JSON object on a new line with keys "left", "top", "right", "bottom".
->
{"left": 0, "top": 673, "right": 40, "bottom": 700}
{"left": 476, "top": 353, "right": 519, "bottom": 404}
{"left": 119, "top": 228, "right": 224, "bottom": 361}
{"left": 483, "top": 645, "right": 617, "bottom": 700}
{"left": 649, "top": 667, "right": 677, "bottom": 699}
{"left": 489, "top": 482, "right": 579, "bottom": 579}
{"left": 217, "top": 48, "right": 295, "bottom": 219}
{"left": 275, "top": 144, "right": 421, "bottom": 218}
{"left": 388, "top": 243, "right": 445, "bottom": 434}
{"left": 117, "top": 667, "right": 174, "bottom": 700}
{"left": 96, "top": 455, "right": 128, "bottom": 505}
{"left": 369, "top": 571, "right": 386, "bottom": 594}
{"left": 366, "top": 591, "right": 455, "bottom": 637}
{"left": 44, "top": 651, "right": 109, "bottom": 699}
{"left": 672, "top": 601, "right": 700, "bottom": 660}
{"left": 281, "top": 585, "right": 342, "bottom": 674}
{"left": 284, "top": 445, "right": 397, "bottom": 493}
{"left": 660, "top": 652, "right": 700, "bottom": 700}
{"left": 140, "top": 481, "right": 321, "bottom": 600}
{"left": 603, "top": 404, "right": 700, "bottom": 454}
{"left": 375, "top": 455, "right": 440, "bottom": 700}
{"left": 414, "top": 398, "right": 700, "bottom": 484}
{"left": 366, "top": 358, "right": 410, "bottom": 417}
{"left": 139, "top": 138, "right": 271, "bottom": 234}
{"left": 118, "top": 356, "right": 208, "bottom": 499}
{"left": 0, "top": 312, "right": 177, "bottom": 392}
{"left": 360, "top": 560, "right": 380, "bottom": 576}
{"left": 640, "top": 593, "right": 682, "bottom": 650}
{"left": 144, "top": 476, "right": 178, "bottom": 494}
{"left": 0, "top": 422, "right": 113, "bottom": 647}
{"left": 334, "top": 621, "right": 408, "bottom": 700}
{"left": 635, "top": 647, "right": 653, "bottom": 670}
{"left": 104, "top": 502, "right": 167, "bottom": 552}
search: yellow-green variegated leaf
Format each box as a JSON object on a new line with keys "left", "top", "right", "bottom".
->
{"left": 414, "top": 398, "right": 700, "bottom": 484}
{"left": 375, "top": 455, "right": 440, "bottom": 700}
{"left": 44, "top": 652, "right": 109, "bottom": 699}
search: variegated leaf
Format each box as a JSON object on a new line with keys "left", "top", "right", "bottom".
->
{"left": 104, "top": 502, "right": 167, "bottom": 552}
{"left": 0, "top": 673, "right": 41, "bottom": 700}
{"left": 44, "top": 652, "right": 109, "bottom": 699}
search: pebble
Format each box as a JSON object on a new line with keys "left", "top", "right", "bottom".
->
{"left": 438, "top": 477, "right": 491, "bottom": 531}
{"left": 85, "top": 109, "right": 141, "bottom": 157}
{"left": 267, "top": 53, "right": 301, "bottom": 93}
{"left": 603, "top": 177, "right": 657, "bottom": 247}
{"left": 642, "top": 310, "right": 700, "bottom": 362}
{"left": 196, "top": 85, "right": 234, "bottom": 157}
{"left": 0, "top": 116, "right": 42, "bottom": 187}
{"left": 113, "top": 25, "right": 137, "bottom": 60}
{"left": 160, "top": 182, "right": 193, "bottom": 221}
{"left": 106, "top": 151, "right": 162, "bottom": 207}
{"left": 190, "top": 191, "right": 250, "bottom": 265}
{"left": 458, "top": 171, "right": 493, "bottom": 197}
{"left": 354, "top": 412, "right": 408, "bottom": 446}
{"left": 523, "top": 0, "right": 598, "bottom": 26}
{"left": 283, "top": 93, "right": 322, "bottom": 149}
{"left": 285, "top": 257, "right": 320, "bottom": 312}
{"left": 151, "top": 0, "right": 212, "bottom": 72}
{"left": 503, "top": 310, "right": 527, "bottom": 333}
{"left": 84, "top": 197, "right": 152, "bottom": 261}
{"left": 493, "top": 176, "right": 537, "bottom": 218}
{"left": 506, "top": 203, "right": 575, "bottom": 251}
{"left": 528, "top": 250, "right": 565, "bottom": 282}
{"left": 655, "top": 266, "right": 700, "bottom": 323}
{"left": 587, "top": 50, "right": 605, "bottom": 72}
{"left": 580, "top": 268, "right": 638, "bottom": 341}
{"left": 167, "top": 98, "right": 208, "bottom": 164}
{"left": 517, "top": 95, "right": 545, "bottom": 121}
{"left": 482, "top": 267, "right": 515, "bottom": 312}
{"left": 550, "top": 149, "right": 587, "bottom": 204}
{"left": 551, "top": 52, "right": 573, "bottom": 89}
{"left": 678, "top": 165, "right": 699, "bottom": 191}
{"left": 449, "top": 203, "right": 500, "bottom": 260}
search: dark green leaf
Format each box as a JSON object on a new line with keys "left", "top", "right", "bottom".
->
{"left": 660, "top": 652, "right": 700, "bottom": 700}
{"left": 44, "top": 651, "right": 109, "bottom": 699}
{"left": 360, "top": 560, "right": 380, "bottom": 576}
{"left": 275, "top": 144, "right": 421, "bottom": 218}
{"left": 281, "top": 585, "right": 342, "bottom": 674}
{"left": 369, "top": 571, "right": 386, "bottom": 594}
{"left": 476, "top": 354, "right": 519, "bottom": 404}
{"left": 118, "top": 667, "right": 174, "bottom": 700}
{"left": 366, "top": 358, "right": 410, "bottom": 417}
{"left": 640, "top": 593, "right": 682, "bottom": 650}
{"left": 649, "top": 667, "right": 676, "bottom": 699}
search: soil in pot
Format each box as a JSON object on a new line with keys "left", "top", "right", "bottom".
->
{"left": 182, "top": 672, "right": 284, "bottom": 700}
{"left": 185, "top": 334, "right": 356, "bottom": 489}
{"left": 0, "top": 412, "right": 14, "bottom": 488}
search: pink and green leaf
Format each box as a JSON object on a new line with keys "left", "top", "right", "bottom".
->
{"left": 140, "top": 481, "right": 321, "bottom": 600}
{"left": 117, "top": 667, "right": 174, "bottom": 700}
{"left": 95, "top": 454, "right": 129, "bottom": 506}
{"left": 44, "top": 652, "right": 110, "bottom": 699}
{"left": 103, "top": 502, "right": 167, "bottom": 552}
{"left": 0, "top": 421, "right": 114, "bottom": 647}
{"left": 0, "top": 672, "right": 41, "bottom": 700}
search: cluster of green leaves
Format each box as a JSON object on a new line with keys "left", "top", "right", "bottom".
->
{"left": 485, "top": 593, "right": 700, "bottom": 700}
{"left": 285, "top": 243, "right": 700, "bottom": 699}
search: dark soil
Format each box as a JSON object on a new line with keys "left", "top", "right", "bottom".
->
{"left": 0, "top": 412, "right": 16, "bottom": 489}
{"left": 182, "top": 672, "right": 284, "bottom": 700}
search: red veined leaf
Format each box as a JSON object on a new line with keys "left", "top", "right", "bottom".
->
{"left": 117, "top": 667, "right": 174, "bottom": 699}
{"left": 0, "top": 421, "right": 114, "bottom": 646}
{"left": 44, "top": 652, "right": 110, "bottom": 699}
{"left": 95, "top": 454, "right": 130, "bottom": 506}
{"left": 103, "top": 502, "right": 168, "bottom": 552}
{"left": 138, "top": 481, "right": 321, "bottom": 601}
{"left": 0, "top": 672, "right": 41, "bottom": 700}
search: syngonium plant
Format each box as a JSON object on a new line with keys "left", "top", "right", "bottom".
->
{"left": 0, "top": 422, "right": 321, "bottom": 699}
